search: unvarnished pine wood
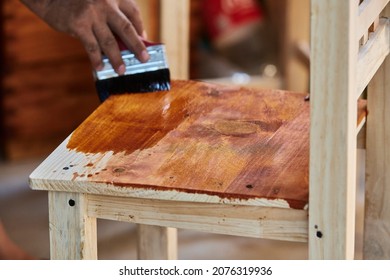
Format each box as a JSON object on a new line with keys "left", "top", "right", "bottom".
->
{"left": 48, "top": 192, "right": 97, "bottom": 260}
{"left": 364, "top": 2, "right": 390, "bottom": 259}
{"left": 309, "top": 0, "right": 358, "bottom": 259}
{"left": 87, "top": 195, "right": 308, "bottom": 242}
{"left": 357, "top": 18, "right": 390, "bottom": 96}
{"left": 137, "top": 225, "right": 177, "bottom": 260}
{"left": 160, "top": 0, "right": 190, "bottom": 79}
{"left": 364, "top": 56, "right": 390, "bottom": 260}
{"left": 357, "top": 0, "right": 389, "bottom": 41}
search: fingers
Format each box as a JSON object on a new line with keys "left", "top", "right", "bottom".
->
{"left": 70, "top": 0, "right": 150, "bottom": 75}
{"left": 108, "top": 8, "right": 149, "bottom": 63}
{"left": 93, "top": 24, "right": 126, "bottom": 75}
{"left": 77, "top": 32, "right": 104, "bottom": 71}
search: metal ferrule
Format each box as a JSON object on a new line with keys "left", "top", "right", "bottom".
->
{"left": 94, "top": 45, "right": 169, "bottom": 81}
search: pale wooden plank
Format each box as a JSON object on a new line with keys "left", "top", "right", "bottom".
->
{"left": 309, "top": 0, "right": 358, "bottom": 259}
{"left": 48, "top": 192, "right": 97, "bottom": 260}
{"left": 357, "top": 0, "right": 389, "bottom": 41}
{"left": 364, "top": 42, "right": 390, "bottom": 259}
{"left": 357, "top": 18, "right": 390, "bottom": 96}
{"left": 87, "top": 195, "right": 308, "bottom": 242}
{"left": 160, "top": 0, "right": 190, "bottom": 79}
{"left": 137, "top": 225, "right": 177, "bottom": 260}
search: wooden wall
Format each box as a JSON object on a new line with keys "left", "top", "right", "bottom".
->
{"left": 1, "top": 1, "right": 100, "bottom": 161}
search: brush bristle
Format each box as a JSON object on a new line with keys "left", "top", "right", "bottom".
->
{"left": 95, "top": 68, "right": 170, "bottom": 102}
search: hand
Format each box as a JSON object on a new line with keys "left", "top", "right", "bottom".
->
{"left": 21, "top": 0, "right": 150, "bottom": 75}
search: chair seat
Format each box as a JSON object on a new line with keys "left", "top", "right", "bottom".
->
{"left": 29, "top": 80, "right": 368, "bottom": 244}
{"left": 30, "top": 80, "right": 312, "bottom": 209}
{"left": 30, "top": 80, "right": 367, "bottom": 211}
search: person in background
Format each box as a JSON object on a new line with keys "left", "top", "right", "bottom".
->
{"left": 0, "top": 0, "right": 148, "bottom": 259}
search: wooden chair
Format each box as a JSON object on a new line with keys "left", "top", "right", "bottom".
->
{"left": 310, "top": 0, "right": 389, "bottom": 259}
{"left": 29, "top": 0, "right": 389, "bottom": 259}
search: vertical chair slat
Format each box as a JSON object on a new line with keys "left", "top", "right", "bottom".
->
{"left": 364, "top": 3, "right": 390, "bottom": 261}
{"left": 357, "top": 18, "right": 390, "bottom": 97}
{"left": 309, "top": 0, "right": 359, "bottom": 259}
{"left": 160, "top": 0, "right": 190, "bottom": 80}
{"left": 357, "top": 0, "right": 389, "bottom": 41}
{"left": 364, "top": 56, "right": 390, "bottom": 260}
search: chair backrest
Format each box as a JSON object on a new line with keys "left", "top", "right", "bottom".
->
{"left": 160, "top": 0, "right": 190, "bottom": 80}
{"left": 309, "top": 0, "right": 389, "bottom": 259}
{"left": 362, "top": 3, "right": 390, "bottom": 260}
{"left": 136, "top": 0, "right": 190, "bottom": 80}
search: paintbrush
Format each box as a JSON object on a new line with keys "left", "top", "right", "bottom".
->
{"left": 94, "top": 39, "right": 171, "bottom": 102}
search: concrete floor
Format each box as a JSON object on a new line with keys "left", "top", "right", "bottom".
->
{"left": 0, "top": 151, "right": 365, "bottom": 260}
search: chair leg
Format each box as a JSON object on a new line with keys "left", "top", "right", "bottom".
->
{"left": 364, "top": 56, "right": 390, "bottom": 259}
{"left": 137, "top": 225, "right": 177, "bottom": 260}
{"left": 48, "top": 191, "right": 97, "bottom": 260}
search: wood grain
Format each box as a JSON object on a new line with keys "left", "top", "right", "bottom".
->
{"left": 31, "top": 80, "right": 308, "bottom": 209}
{"left": 364, "top": 6, "right": 390, "bottom": 257}
{"left": 49, "top": 191, "right": 97, "bottom": 260}
{"left": 357, "top": 18, "right": 390, "bottom": 96}
{"left": 87, "top": 194, "right": 308, "bottom": 242}
{"left": 309, "top": 0, "right": 360, "bottom": 259}
{"left": 30, "top": 80, "right": 367, "bottom": 212}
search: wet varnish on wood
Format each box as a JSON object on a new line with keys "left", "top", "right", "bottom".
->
{"left": 30, "top": 80, "right": 366, "bottom": 211}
